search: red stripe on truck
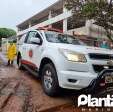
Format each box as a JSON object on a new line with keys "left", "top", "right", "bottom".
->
{"left": 21, "top": 60, "right": 37, "bottom": 68}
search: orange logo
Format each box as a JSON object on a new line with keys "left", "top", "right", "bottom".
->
{"left": 29, "top": 49, "right": 33, "bottom": 58}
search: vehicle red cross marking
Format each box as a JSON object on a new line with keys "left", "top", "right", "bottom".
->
{"left": 29, "top": 49, "right": 33, "bottom": 58}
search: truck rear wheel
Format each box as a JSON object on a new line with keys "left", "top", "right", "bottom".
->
{"left": 41, "top": 63, "right": 60, "bottom": 96}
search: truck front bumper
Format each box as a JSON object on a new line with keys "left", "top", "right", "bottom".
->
{"left": 58, "top": 69, "right": 113, "bottom": 91}
{"left": 58, "top": 70, "right": 97, "bottom": 90}
{"left": 85, "top": 69, "right": 113, "bottom": 93}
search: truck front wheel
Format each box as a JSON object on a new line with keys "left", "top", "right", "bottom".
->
{"left": 41, "top": 63, "right": 60, "bottom": 96}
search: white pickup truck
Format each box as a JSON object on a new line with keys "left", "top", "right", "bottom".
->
{"left": 17, "top": 29, "right": 113, "bottom": 96}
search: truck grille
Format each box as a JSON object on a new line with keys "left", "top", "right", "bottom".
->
{"left": 93, "top": 65, "right": 113, "bottom": 73}
{"left": 89, "top": 53, "right": 113, "bottom": 60}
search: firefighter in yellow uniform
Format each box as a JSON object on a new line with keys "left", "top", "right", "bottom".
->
{"left": 7, "top": 42, "right": 16, "bottom": 65}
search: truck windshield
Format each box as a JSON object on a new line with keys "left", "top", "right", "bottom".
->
{"left": 45, "top": 32, "right": 85, "bottom": 45}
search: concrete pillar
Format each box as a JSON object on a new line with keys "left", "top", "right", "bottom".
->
{"left": 86, "top": 20, "right": 92, "bottom": 36}
{"left": 48, "top": 10, "right": 52, "bottom": 28}
{"left": 63, "top": 7, "right": 68, "bottom": 33}
{"left": 63, "top": 19, "right": 68, "bottom": 33}
{"left": 86, "top": 20, "right": 95, "bottom": 37}
{"left": 48, "top": 10, "right": 52, "bottom": 19}
{"left": 28, "top": 21, "right": 32, "bottom": 28}
{"left": 17, "top": 27, "right": 21, "bottom": 32}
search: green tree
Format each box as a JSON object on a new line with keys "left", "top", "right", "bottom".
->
{"left": 0, "top": 28, "right": 16, "bottom": 47}
{"left": 64, "top": 0, "right": 113, "bottom": 41}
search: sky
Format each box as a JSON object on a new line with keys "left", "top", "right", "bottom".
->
{"left": 0, "top": 0, "right": 58, "bottom": 30}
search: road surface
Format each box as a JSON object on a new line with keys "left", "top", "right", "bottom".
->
{"left": 0, "top": 52, "right": 113, "bottom": 112}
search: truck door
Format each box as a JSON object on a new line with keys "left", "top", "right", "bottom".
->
{"left": 28, "top": 31, "right": 43, "bottom": 69}
{"left": 22, "top": 31, "right": 37, "bottom": 65}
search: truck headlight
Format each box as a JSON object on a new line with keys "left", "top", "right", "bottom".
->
{"left": 59, "top": 49, "right": 87, "bottom": 63}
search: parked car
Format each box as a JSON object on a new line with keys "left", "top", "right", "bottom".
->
{"left": 17, "top": 28, "right": 113, "bottom": 96}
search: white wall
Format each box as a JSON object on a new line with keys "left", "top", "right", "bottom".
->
{"left": 2, "top": 38, "right": 9, "bottom": 52}
{"left": 67, "top": 21, "right": 113, "bottom": 40}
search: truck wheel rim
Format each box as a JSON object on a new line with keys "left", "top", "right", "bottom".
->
{"left": 44, "top": 70, "right": 53, "bottom": 90}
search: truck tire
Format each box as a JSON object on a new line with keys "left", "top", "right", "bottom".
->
{"left": 17, "top": 56, "right": 24, "bottom": 70}
{"left": 41, "top": 63, "right": 60, "bottom": 96}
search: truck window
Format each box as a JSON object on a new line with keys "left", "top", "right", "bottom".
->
{"left": 45, "top": 31, "right": 85, "bottom": 45}
{"left": 25, "top": 31, "right": 37, "bottom": 44}
{"left": 18, "top": 34, "right": 26, "bottom": 44}
{"left": 35, "top": 33, "right": 42, "bottom": 40}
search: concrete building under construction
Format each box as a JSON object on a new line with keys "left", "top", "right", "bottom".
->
{"left": 16, "top": 0, "right": 113, "bottom": 46}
